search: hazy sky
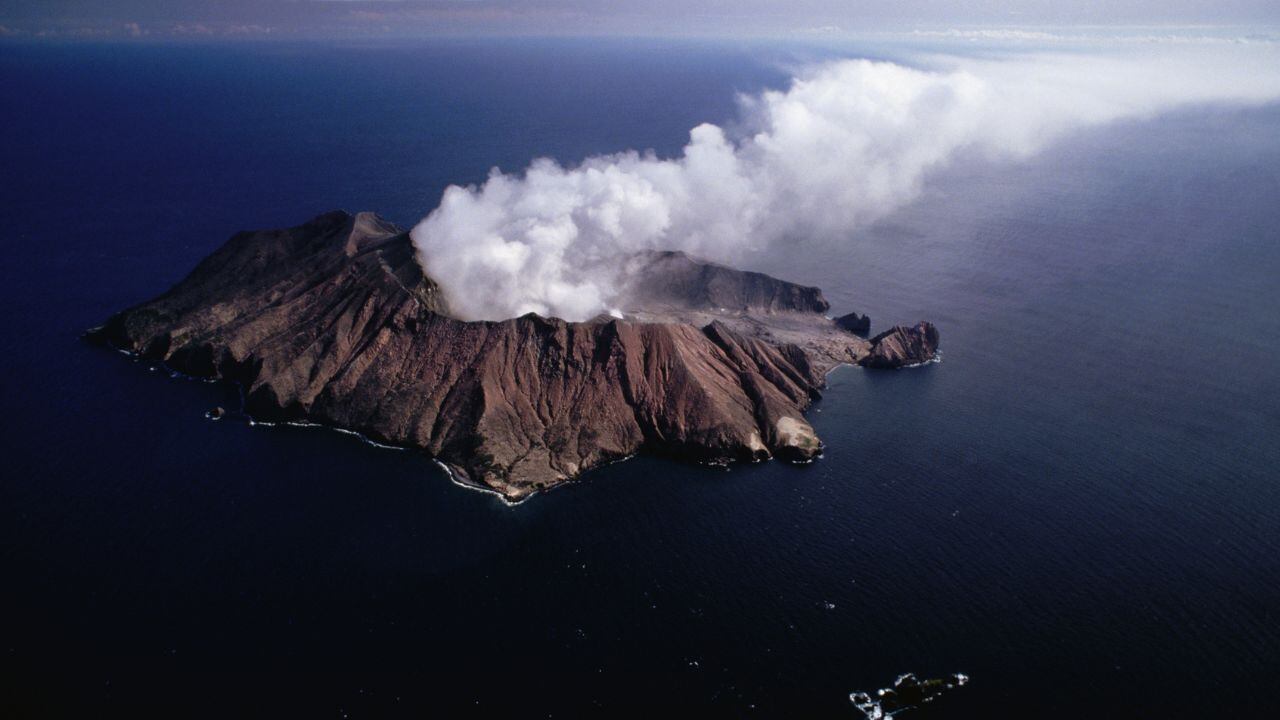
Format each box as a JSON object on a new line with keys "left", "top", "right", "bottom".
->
{"left": 2, "top": 1, "right": 1278, "bottom": 39}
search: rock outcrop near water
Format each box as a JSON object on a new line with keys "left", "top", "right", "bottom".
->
{"left": 835, "top": 310, "right": 872, "bottom": 335}
{"left": 90, "top": 211, "right": 938, "bottom": 500}
{"left": 858, "top": 321, "right": 941, "bottom": 369}
{"left": 849, "top": 672, "right": 970, "bottom": 718}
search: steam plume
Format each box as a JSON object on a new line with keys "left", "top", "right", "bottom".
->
{"left": 411, "top": 43, "right": 1280, "bottom": 321}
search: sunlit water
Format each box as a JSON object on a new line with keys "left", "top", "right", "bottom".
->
{"left": 1, "top": 39, "right": 1277, "bottom": 717}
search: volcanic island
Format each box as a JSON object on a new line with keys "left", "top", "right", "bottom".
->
{"left": 90, "top": 211, "right": 939, "bottom": 501}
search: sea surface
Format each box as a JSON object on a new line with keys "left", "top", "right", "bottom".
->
{"left": 1, "top": 38, "right": 1278, "bottom": 717}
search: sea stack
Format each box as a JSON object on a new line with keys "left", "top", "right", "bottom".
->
{"left": 835, "top": 310, "right": 871, "bottom": 335}
{"left": 857, "top": 322, "right": 941, "bottom": 369}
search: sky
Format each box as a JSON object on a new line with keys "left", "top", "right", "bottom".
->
{"left": 2, "top": 1, "right": 1278, "bottom": 39}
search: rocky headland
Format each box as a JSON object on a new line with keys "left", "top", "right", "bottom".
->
{"left": 89, "top": 211, "right": 939, "bottom": 500}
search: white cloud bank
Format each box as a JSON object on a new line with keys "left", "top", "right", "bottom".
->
{"left": 411, "top": 43, "right": 1280, "bottom": 321}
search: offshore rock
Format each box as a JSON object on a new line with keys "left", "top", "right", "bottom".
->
{"left": 849, "top": 672, "right": 970, "bottom": 719}
{"left": 858, "top": 321, "right": 941, "bottom": 369}
{"left": 835, "top": 310, "right": 871, "bottom": 335}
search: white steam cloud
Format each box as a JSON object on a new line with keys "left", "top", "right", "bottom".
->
{"left": 411, "top": 43, "right": 1280, "bottom": 321}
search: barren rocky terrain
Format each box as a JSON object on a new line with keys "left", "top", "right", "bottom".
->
{"left": 90, "top": 211, "right": 938, "bottom": 500}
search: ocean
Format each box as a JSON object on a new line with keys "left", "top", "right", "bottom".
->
{"left": 1, "top": 38, "right": 1278, "bottom": 717}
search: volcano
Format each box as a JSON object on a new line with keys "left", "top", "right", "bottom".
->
{"left": 90, "top": 211, "right": 938, "bottom": 500}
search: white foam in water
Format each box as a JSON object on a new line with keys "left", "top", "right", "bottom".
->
{"left": 431, "top": 459, "right": 525, "bottom": 506}
{"left": 902, "top": 350, "right": 944, "bottom": 369}
{"left": 251, "top": 418, "right": 410, "bottom": 453}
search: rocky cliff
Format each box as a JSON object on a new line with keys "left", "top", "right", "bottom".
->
{"left": 90, "top": 211, "right": 938, "bottom": 500}
{"left": 858, "top": 322, "right": 941, "bottom": 369}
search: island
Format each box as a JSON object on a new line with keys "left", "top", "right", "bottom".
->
{"left": 88, "top": 211, "right": 938, "bottom": 501}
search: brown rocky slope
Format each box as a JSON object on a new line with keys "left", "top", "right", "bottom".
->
{"left": 89, "top": 211, "right": 939, "bottom": 500}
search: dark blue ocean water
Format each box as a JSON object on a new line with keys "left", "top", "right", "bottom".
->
{"left": 2, "top": 39, "right": 1278, "bottom": 718}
